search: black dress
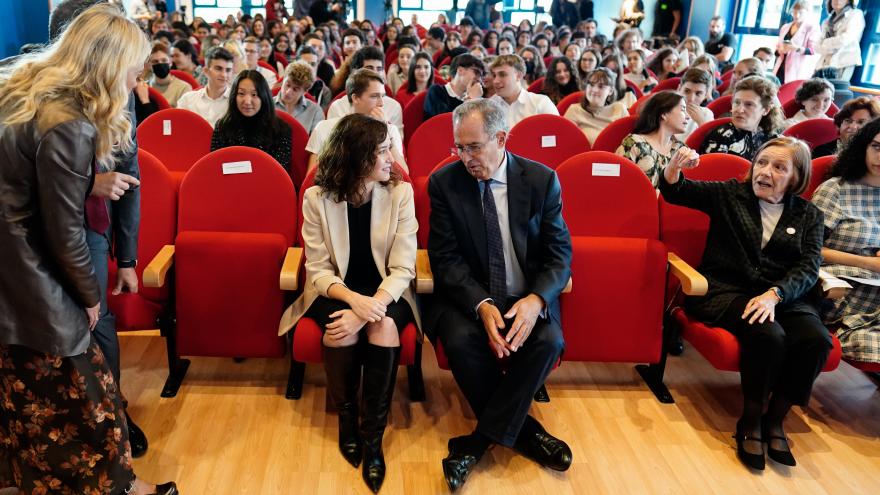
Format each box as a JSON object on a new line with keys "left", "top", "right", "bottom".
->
{"left": 305, "top": 200, "right": 413, "bottom": 333}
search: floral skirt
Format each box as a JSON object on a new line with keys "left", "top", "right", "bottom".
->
{"left": 0, "top": 337, "right": 134, "bottom": 494}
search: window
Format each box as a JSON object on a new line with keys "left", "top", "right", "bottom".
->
{"left": 398, "top": 0, "right": 552, "bottom": 27}
{"left": 855, "top": 1, "right": 880, "bottom": 87}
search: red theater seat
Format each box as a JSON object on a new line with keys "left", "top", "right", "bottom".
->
{"left": 137, "top": 108, "right": 214, "bottom": 187}
{"left": 407, "top": 113, "right": 455, "bottom": 179}
{"left": 685, "top": 117, "right": 732, "bottom": 150}
{"left": 147, "top": 86, "right": 171, "bottom": 110}
{"left": 527, "top": 77, "right": 545, "bottom": 93}
{"left": 555, "top": 151, "right": 703, "bottom": 402}
{"left": 507, "top": 114, "right": 591, "bottom": 169}
{"left": 284, "top": 166, "right": 425, "bottom": 401}
{"left": 143, "top": 147, "right": 297, "bottom": 397}
{"left": 274, "top": 110, "right": 310, "bottom": 189}
{"left": 783, "top": 118, "right": 839, "bottom": 151}
{"left": 592, "top": 115, "right": 638, "bottom": 152}
{"left": 108, "top": 150, "right": 177, "bottom": 332}
{"left": 778, "top": 79, "right": 806, "bottom": 105}
{"left": 707, "top": 95, "right": 732, "bottom": 118}
{"left": 803, "top": 155, "right": 836, "bottom": 200}
{"left": 556, "top": 91, "right": 584, "bottom": 116}
{"left": 402, "top": 91, "right": 428, "bottom": 148}
{"left": 170, "top": 70, "right": 201, "bottom": 90}
{"left": 650, "top": 77, "right": 681, "bottom": 93}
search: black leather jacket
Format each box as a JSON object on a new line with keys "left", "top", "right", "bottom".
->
{"left": 0, "top": 104, "right": 101, "bottom": 356}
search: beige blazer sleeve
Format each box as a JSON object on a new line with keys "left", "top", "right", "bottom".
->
{"left": 376, "top": 182, "right": 418, "bottom": 301}
{"left": 301, "top": 186, "right": 346, "bottom": 297}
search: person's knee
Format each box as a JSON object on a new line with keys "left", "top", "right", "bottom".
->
{"left": 366, "top": 317, "right": 399, "bottom": 347}
{"left": 745, "top": 322, "right": 786, "bottom": 352}
{"left": 527, "top": 323, "right": 565, "bottom": 359}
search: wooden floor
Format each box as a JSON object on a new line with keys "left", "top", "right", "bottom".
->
{"left": 121, "top": 333, "right": 880, "bottom": 495}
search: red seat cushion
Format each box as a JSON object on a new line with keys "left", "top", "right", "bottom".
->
{"left": 674, "top": 308, "right": 841, "bottom": 372}
{"left": 292, "top": 318, "right": 419, "bottom": 365}
{"left": 175, "top": 231, "right": 288, "bottom": 358}
{"left": 561, "top": 236, "right": 667, "bottom": 363}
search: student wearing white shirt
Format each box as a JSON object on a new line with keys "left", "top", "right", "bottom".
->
{"left": 177, "top": 46, "right": 234, "bottom": 127}
{"left": 675, "top": 68, "right": 715, "bottom": 141}
{"left": 489, "top": 54, "right": 558, "bottom": 126}
{"left": 782, "top": 78, "right": 835, "bottom": 130}
{"left": 307, "top": 69, "right": 407, "bottom": 174}
{"left": 327, "top": 46, "right": 404, "bottom": 135}
{"left": 243, "top": 36, "right": 278, "bottom": 88}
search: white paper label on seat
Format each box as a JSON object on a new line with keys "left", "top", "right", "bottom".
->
{"left": 592, "top": 163, "right": 620, "bottom": 177}
{"left": 222, "top": 161, "right": 253, "bottom": 175}
{"left": 162, "top": 120, "right": 172, "bottom": 136}
{"left": 541, "top": 135, "right": 557, "bottom": 148}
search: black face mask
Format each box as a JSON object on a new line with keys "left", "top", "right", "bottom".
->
{"left": 152, "top": 63, "right": 171, "bottom": 79}
{"left": 525, "top": 60, "right": 535, "bottom": 74}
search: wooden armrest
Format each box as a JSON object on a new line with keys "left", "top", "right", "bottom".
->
{"left": 142, "top": 245, "right": 175, "bottom": 288}
{"left": 668, "top": 252, "right": 708, "bottom": 296}
{"left": 818, "top": 270, "right": 851, "bottom": 300}
{"left": 280, "top": 247, "right": 304, "bottom": 291}
{"left": 416, "top": 249, "right": 433, "bottom": 294}
{"left": 562, "top": 277, "right": 572, "bottom": 293}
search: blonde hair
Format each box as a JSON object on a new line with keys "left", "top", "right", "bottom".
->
{"left": 222, "top": 39, "right": 248, "bottom": 74}
{"left": 0, "top": 3, "right": 149, "bottom": 169}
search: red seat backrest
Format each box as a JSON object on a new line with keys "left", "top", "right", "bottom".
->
{"left": 147, "top": 86, "right": 171, "bottom": 110}
{"left": 592, "top": 114, "right": 638, "bottom": 152}
{"left": 258, "top": 60, "right": 278, "bottom": 76}
{"left": 659, "top": 153, "right": 750, "bottom": 268}
{"left": 685, "top": 117, "right": 732, "bottom": 150}
{"left": 720, "top": 70, "right": 734, "bottom": 82}
{"left": 706, "top": 94, "right": 732, "bottom": 118}
{"left": 781, "top": 99, "right": 840, "bottom": 118}
{"left": 402, "top": 90, "right": 428, "bottom": 148}
{"left": 414, "top": 155, "right": 460, "bottom": 248}
{"left": 131, "top": 149, "right": 178, "bottom": 302}
{"left": 556, "top": 151, "right": 658, "bottom": 238}
{"left": 274, "top": 110, "right": 310, "bottom": 189}
{"left": 625, "top": 79, "right": 644, "bottom": 99}
{"left": 507, "top": 114, "right": 591, "bottom": 169}
{"left": 778, "top": 79, "right": 806, "bottom": 104}
{"left": 628, "top": 93, "right": 653, "bottom": 115}
{"left": 178, "top": 146, "right": 297, "bottom": 246}
{"left": 527, "top": 77, "right": 545, "bottom": 93}
{"left": 170, "top": 70, "right": 201, "bottom": 90}
{"left": 137, "top": 108, "right": 214, "bottom": 174}
{"left": 803, "top": 155, "right": 836, "bottom": 200}
{"left": 384, "top": 48, "right": 399, "bottom": 70}
{"left": 650, "top": 77, "right": 681, "bottom": 93}
{"left": 782, "top": 118, "right": 838, "bottom": 150}
{"left": 556, "top": 91, "right": 584, "bottom": 116}
{"left": 407, "top": 112, "right": 455, "bottom": 178}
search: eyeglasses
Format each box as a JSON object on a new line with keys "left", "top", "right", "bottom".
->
{"left": 451, "top": 140, "right": 490, "bottom": 156}
{"left": 842, "top": 118, "right": 870, "bottom": 126}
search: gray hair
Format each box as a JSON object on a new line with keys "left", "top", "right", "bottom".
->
{"left": 452, "top": 98, "right": 510, "bottom": 137}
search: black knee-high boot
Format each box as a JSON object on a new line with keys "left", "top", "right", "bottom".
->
{"left": 360, "top": 344, "right": 400, "bottom": 493}
{"left": 323, "top": 344, "right": 362, "bottom": 468}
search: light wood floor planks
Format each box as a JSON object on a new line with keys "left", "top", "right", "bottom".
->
{"left": 120, "top": 334, "right": 880, "bottom": 494}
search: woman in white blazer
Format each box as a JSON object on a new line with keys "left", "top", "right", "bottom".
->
{"left": 279, "top": 113, "right": 420, "bottom": 494}
{"left": 773, "top": 1, "right": 820, "bottom": 84}
{"left": 814, "top": 0, "right": 866, "bottom": 81}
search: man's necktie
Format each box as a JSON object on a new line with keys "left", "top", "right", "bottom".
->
{"left": 482, "top": 180, "right": 507, "bottom": 308}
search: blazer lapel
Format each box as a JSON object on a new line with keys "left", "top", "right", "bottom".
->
{"left": 506, "top": 153, "right": 529, "bottom": 270}
{"left": 457, "top": 166, "right": 489, "bottom": 273}
{"left": 369, "top": 185, "right": 390, "bottom": 275}
{"left": 764, "top": 195, "right": 800, "bottom": 249}
{"left": 324, "top": 195, "right": 350, "bottom": 280}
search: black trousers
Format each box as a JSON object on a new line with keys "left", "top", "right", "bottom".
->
{"left": 716, "top": 296, "right": 832, "bottom": 407}
{"left": 436, "top": 299, "right": 564, "bottom": 447}
{"left": 87, "top": 231, "right": 122, "bottom": 385}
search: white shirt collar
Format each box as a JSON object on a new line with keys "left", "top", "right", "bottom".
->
{"left": 445, "top": 82, "right": 465, "bottom": 100}
{"left": 489, "top": 152, "right": 508, "bottom": 184}
{"left": 203, "top": 85, "right": 230, "bottom": 101}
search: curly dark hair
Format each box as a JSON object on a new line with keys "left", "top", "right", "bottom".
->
{"left": 316, "top": 114, "right": 399, "bottom": 203}
{"left": 543, "top": 56, "right": 580, "bottom": 105}
{"left": 794, "top": 78, "right": 834, "bottom": 104}
{"left": 831, "top": 118, "right": 880, "bottom": 182}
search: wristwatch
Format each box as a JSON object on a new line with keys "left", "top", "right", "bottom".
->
{"left": 118, "top": 259, "right": 137, "bottom": 269}
{"left": 769, "top": 286, "right": 784, "bottom": 302}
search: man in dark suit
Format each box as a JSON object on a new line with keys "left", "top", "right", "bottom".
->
{"left": 426, "top": 98, "right": 573, "bottom": 491}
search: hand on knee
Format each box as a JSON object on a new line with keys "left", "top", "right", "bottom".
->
{"left": 323, "top": 331, "right": 359, "bottom": 348}
{"left": 366, "top": 317, "right": 400, "bottom": 347}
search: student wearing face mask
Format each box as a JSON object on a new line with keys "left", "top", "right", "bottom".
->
{"left": 616, "top": 91, "right": 697, "bottom": 186}
{"left": 518, "top": 45, "right": 546, "bottom": 86}
{"left": 147, "top": 41, "right": 191, "bottom": 107}
{"left": 211, "top": 70, "right": 292, "bottom": 172}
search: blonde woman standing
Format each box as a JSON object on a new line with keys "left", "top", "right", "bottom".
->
{"left": 0, "top": 4, "right": 176, "bottom": 494}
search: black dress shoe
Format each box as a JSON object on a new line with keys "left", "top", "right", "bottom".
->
{"left": 442, "top": 450, "right": 479, "bottom": 493}
{"left": 127, "top": 412, "right": 148, "bottom": 458}
{"left": 761, "top": 421, "right": 796, "bottom": 467}
{"left": 514, "top": 422, "right": 572, "bottom": 471}
{"left": 733, "top": 423, "right": 765, "bottom": 471}
{"left": 150, "top": 481, "right": 178, "bottom": 495}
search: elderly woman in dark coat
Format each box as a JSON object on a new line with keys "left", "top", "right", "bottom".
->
{"left": 659, "top": 137, "right": 832, "bottom": 471}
